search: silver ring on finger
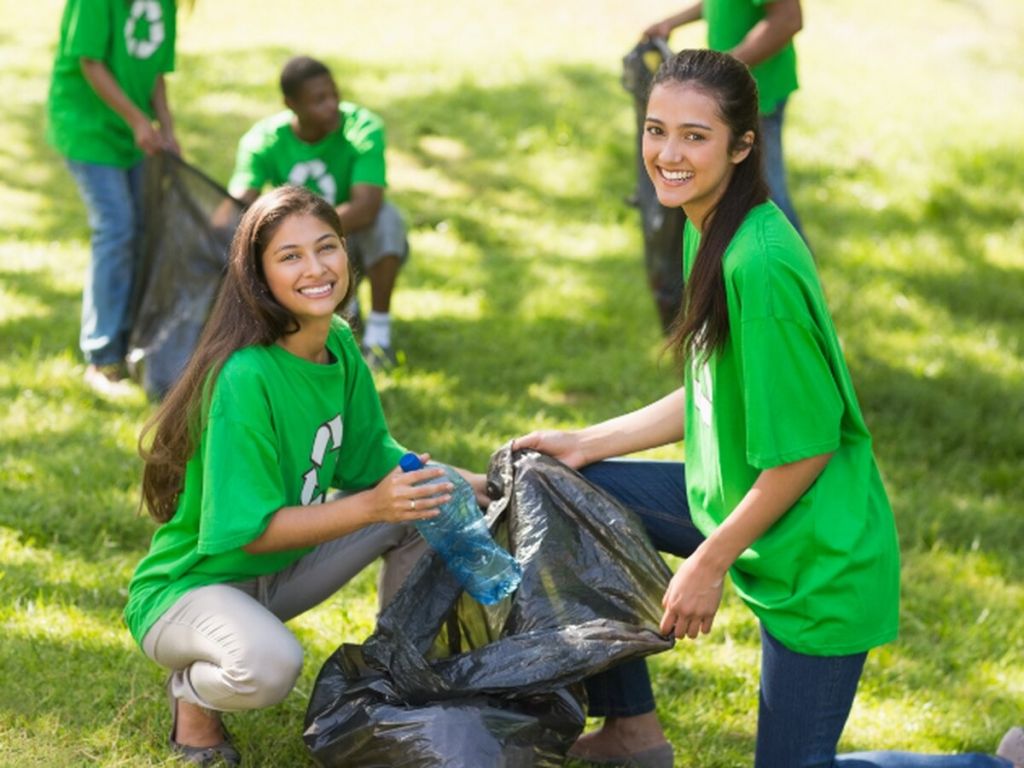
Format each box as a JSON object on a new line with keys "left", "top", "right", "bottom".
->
{"left": 410, "top": 499, "right": 416, "bottom": 511}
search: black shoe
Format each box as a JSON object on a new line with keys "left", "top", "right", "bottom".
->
{"left": 167, "top": 682, "right": 240, "bottom": 766}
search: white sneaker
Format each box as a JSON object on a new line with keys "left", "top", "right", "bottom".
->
{"left": 84, "top": 364, "right": 137, "bottom": 398}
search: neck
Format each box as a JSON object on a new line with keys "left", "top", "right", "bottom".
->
{"left": 685, "top": 204, "right": 710, "bottom": 233}
{"left": 276, "top": 318, "right": 332, "bottom": 363}
{"left": 291, "top": 117, "right": 329, "bottom": 144}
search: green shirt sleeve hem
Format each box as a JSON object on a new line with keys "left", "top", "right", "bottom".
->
{"left": 747, "top": 436, "right": 840, "bottom": 470}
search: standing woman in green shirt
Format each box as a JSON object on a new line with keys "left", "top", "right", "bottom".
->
{"left": 515, "top": 50, "right": 1015, "bottom": 768}
{"left": 47, "top": 0, "right": 180, "bottom": 395}
{"left": 126, "top": 186, "right": 484, "bottom": 765}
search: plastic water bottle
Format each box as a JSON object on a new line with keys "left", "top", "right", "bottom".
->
{"left": 400, "top": 452, "right": 522, "bottom": 605}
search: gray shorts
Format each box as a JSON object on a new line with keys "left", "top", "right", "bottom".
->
{"left": 346, "top": 201, "right": 409, "bottom": 272}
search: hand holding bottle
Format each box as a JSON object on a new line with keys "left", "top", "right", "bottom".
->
{"left": 400, "top": 452, "right": 522, "bottom": 605}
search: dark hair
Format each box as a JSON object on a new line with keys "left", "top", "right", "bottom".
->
{"left": 139, "top": 186, "right": 354, "bottom": 522}
{"left": 656, "top": 49, "right": 769, "bottom": 362}
{"left": 279, "top": 55, "right": 332, "bottom": 100}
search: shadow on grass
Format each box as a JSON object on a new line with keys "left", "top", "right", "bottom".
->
{"left": 0, "top": 265, "right": 81, "bottom": 358}
{"left": 0, "top": 622, "right": 317, "bottom": 765}
{"left": 791, "top": 144, "right": 1024, "bottom": 563}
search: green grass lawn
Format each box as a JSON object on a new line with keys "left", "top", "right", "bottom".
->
{"left": 1, "top": 0, "right": 1022, "bottom": 765}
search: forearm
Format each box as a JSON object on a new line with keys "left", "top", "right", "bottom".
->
{"left": 151, "top": 74, "right": 174, "bottom": 136}
{"left": 243, "top": 493, "right": 375, "bottom": 554}
{"left": 645, "top": 2, "right": 703, "bottom": 39}
{"left": 336, "top": 185, "right": 383, "bottom": 233}
{"left": 729, "top": 0, "right": 802, "bottom": 68}
{"left": 575, "top": 387, "right": 686, "bottom": 464}
{"left": 335, "top": 203, "right": 369, "bottom": 233}
{"left": 80, "top": 58, "right": 150, "bottom": 132}
{"left": 692, "top": 451, "right": 832, "bottom": 574}
{"left": 335, "top": 200, "right": 379, "bottom": 233}
{"left": 243, "top": 461, "right": 451, "bottom": 554}
{"left": 668, "top": 2, "right": 704, "bottom": 28}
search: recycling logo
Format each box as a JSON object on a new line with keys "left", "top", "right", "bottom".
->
{"left": 124, "top": 0, "right": 165, "bottom": 59}
{"left": 288, "top": 160, "right": 338, "bottom": 204}
{"left": 300, "top": 415, "right": 344, "bottom": 506}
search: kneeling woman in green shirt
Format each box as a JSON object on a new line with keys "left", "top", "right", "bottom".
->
{"left": 125, "top": 185, "right": 483, "bottom": 765}
{"left": 515, "top": 49, "right": 1013, "bottom": 768}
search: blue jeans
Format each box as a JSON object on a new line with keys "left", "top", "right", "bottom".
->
{"left": 579, "top": 460, "right": 1009, "bottom": 768}
{"left": 65, "top": 159, "right": 145, "bottom": 365}
{"left": 760, "top": 98, "right": 806, "bottom": 242}
{"left": 579, "top": 459, "right": 703, "bottom": 717}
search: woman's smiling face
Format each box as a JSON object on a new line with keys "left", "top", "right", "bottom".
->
{"left": 261, "top": 212, "right": 349, "bottom": 327}
{"left": 642, "top": 81, "right": 753, "bottom": 230}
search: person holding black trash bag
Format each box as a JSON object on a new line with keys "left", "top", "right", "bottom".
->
{"left": 124, "top": 186, "right": 486, "bottom": 766}
{"left": 47, "top": 0, "right": 182, "bottom": 397}
{"left": 514, "top": 49, "right": 1018, "bottom": 768}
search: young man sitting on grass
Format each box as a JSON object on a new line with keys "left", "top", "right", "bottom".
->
{"left": 228, "top": 55, "right": 408, "bottom": 369}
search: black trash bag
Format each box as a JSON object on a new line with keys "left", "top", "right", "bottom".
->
{"left": 304, "top": 445, "right": 674, "bottom": 768}
{"left": 127, "top": 151, "right": 245, "bottom": 399}
{"left": 622, "top": 37, "right": 685, "bottom": 334}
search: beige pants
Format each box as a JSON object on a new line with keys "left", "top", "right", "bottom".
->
{"left": 142, "top": 522, "right": 426, "bottom": 712}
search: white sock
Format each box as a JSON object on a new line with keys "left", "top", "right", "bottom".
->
{"left": 363, "top": 311, "right": 391, "bottom": 348}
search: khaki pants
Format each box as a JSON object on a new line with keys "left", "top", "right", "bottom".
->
{"left": 142, "top": 522, "right": 426, "bottom": 712}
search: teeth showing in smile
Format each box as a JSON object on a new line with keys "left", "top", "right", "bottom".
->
{"left": 299, "top": 284, "right": 333, "bottom": 298}
{"left": 660, "top": 169, "right": 694, "bottom": 181}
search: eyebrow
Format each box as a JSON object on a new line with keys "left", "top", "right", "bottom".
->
{"left": 644, "top": 116, "right": 713, "bottom": 130}
{"left": 273, "top": 232, "right": 338, "bottom": 254}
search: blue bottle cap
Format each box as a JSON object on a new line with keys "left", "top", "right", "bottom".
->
{"left": 399, "top": 452, "right": 424, "bottom": 472}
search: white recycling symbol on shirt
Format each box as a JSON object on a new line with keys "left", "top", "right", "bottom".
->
{"left": 124, "top": 0, "right": 165, "bottom": 59}
{"left": 288, "top": 160, "right": 338, "bottom": 205}
{"left": 300, "top": 415, "right": 344, "bottom": 506}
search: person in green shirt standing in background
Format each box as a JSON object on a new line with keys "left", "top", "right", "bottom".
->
{"left": 47, "top": 0, "right": 181, "bottom": 397}
{"left": 228, "top": 55, "right": 409, "bottom": 370}
{"left": 644, "top": 0, "right": 807, "bottom": 242}
{"left": 514, "top": 49, "right": 1020, "bottom": 768}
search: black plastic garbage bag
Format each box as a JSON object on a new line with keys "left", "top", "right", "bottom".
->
{"left": 127, "top": 151, "right": 244, "bottom": 399}
{"left": 622, "top": 37, "right": 685, "bottom": 334}
{"left": 304, "top": 445, "right": 674, "bottom": 767}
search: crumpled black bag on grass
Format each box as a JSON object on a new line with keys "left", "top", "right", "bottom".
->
{"left": 127, "top": 151, "right": 245, "bottom": 399}
{"left": 303, "top": 445, "right": 674, "bottom": 767}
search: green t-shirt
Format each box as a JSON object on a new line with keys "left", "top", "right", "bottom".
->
{"left": 682, "top": 202, "right": 899, "bottom": 655}
{"left": 124, "top": 318, "right": 405, "bottom": 645}
{"left": 704, "top": 0, "right": 798, "bottom": 114}
{"left": 228, "top": 103, "right": 387, "bottom": 204}
{"left": 47, "top": 0, "right": 177, "bottom": 166}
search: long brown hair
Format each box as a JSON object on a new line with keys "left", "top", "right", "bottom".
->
{"left": 139, "top": 186, "right": 354, "bottom": 522}
{"left": 658, "top": 50, "right": 769, "bottom": 362}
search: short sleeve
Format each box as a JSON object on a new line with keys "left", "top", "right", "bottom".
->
{"left": 63, "top": 0, "right": 112, "bottom": 60}
{"left": 347, "top": 116, "right": 386, "bottom": 187}
{"left": 196, "top": 372, "right": 287, "bottom": 554}
{"left": 162, "top": 4, "right": 177, "bottom": 73}
{"left": 740, "top": 316, "right": 843, "bottom": 468}
{"left": 228, "top": 126, "right": 269, "bottom": 196}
